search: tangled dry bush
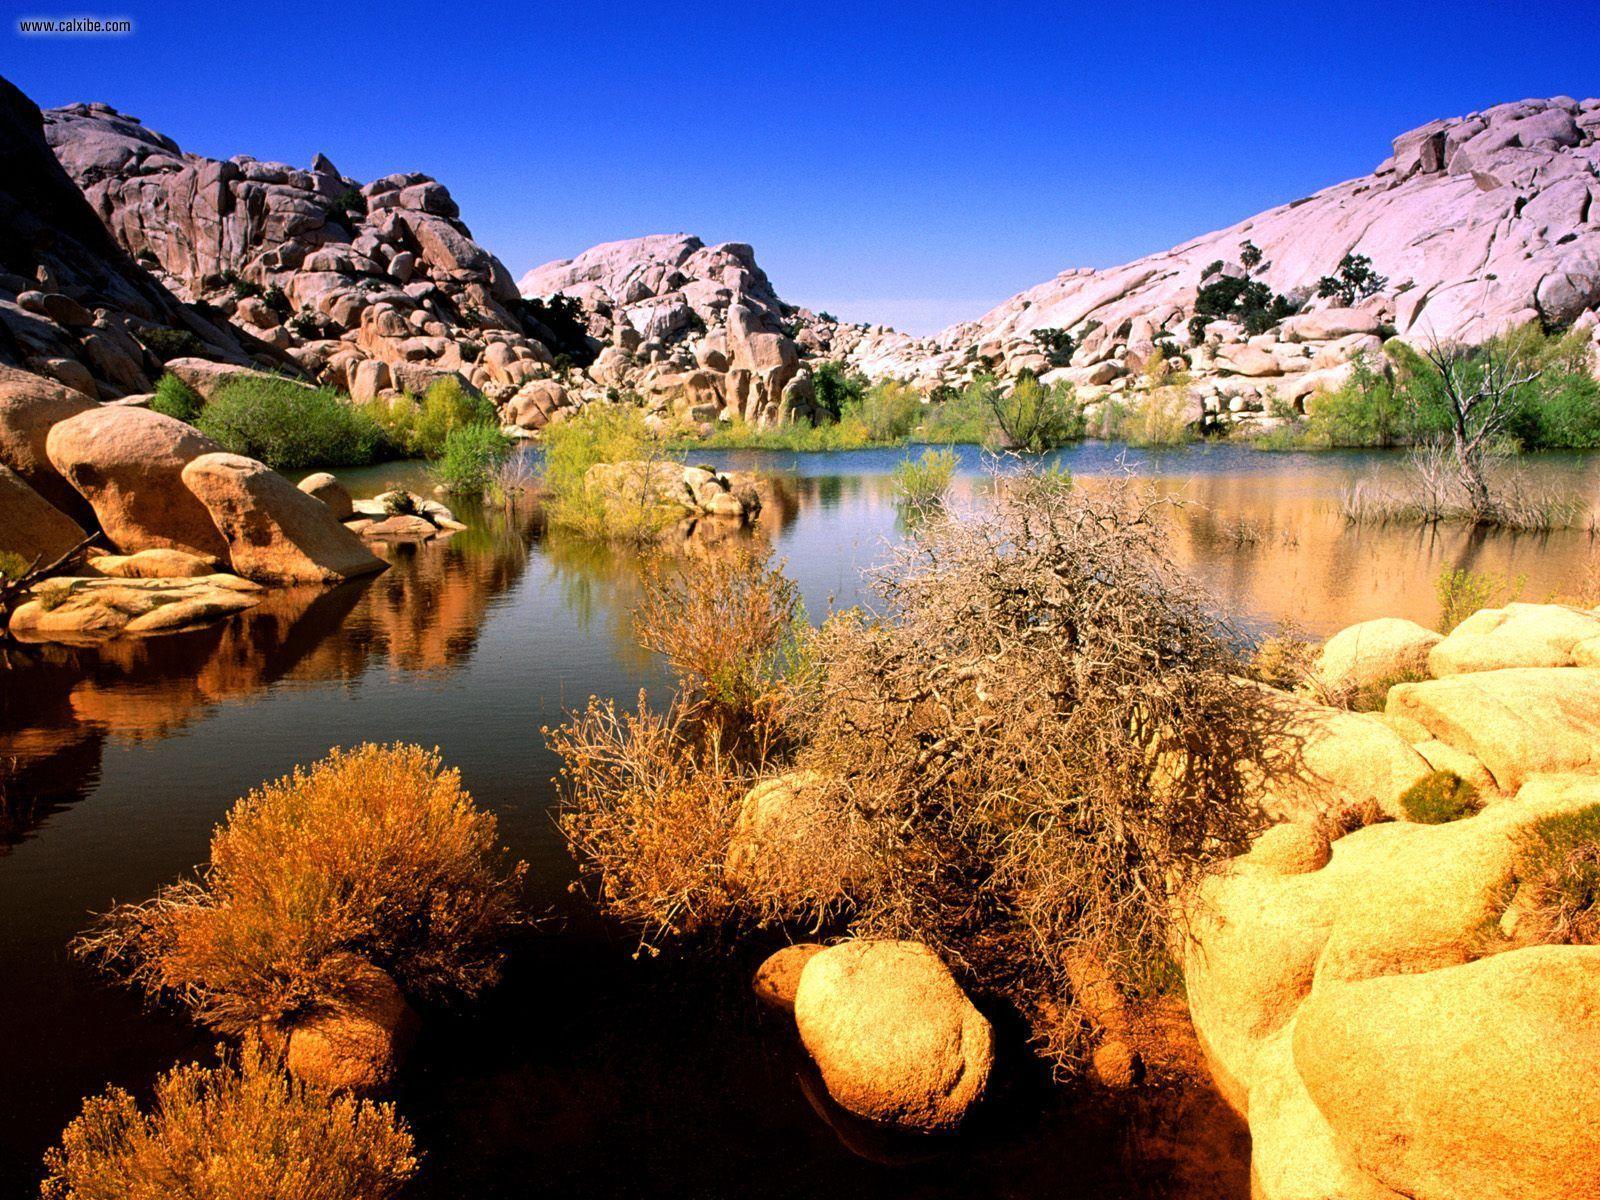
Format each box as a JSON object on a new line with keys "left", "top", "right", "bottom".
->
{"left": 555, "top": 473, "right": 1265, "bottom": 1066}
{"left": 77, "top": 744, "right": 526, "bottom": 1036}
{"left": 1516, "top": 804, "right": 1600, "bottom": 947}
{"left": 788, "top": 474, "right": 1262, "bottom": 1059}
{"left": 41, "top": 1041, "right": 417, "bottom": 1200}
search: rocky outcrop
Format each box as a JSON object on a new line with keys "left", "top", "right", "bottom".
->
{"left": 0, "top": 364, "right": 98, "bottom": 521}
{"left": 8, "top": 573, "right": 262, "bottom": 642}
{"left": 752, "top": 943, "right": 825, "bottom": 1011}
{"left": 180, "top": 453, "right": 386, "bottom": 585}
{"left": 0, "top": 463, "right": 86, "bottom": 566}
{"left": 1312, "top": 616, "right": 1441, "bottom": 698}
{"left": 793, "top": 940, "right": 994, "bottom": 1131}
{"left": 282, "top": 959, "right": 416, "bottom": 1095}
{"left": 1428, "top": 601, "right": 1600, "bottom": 674}
{"left": 856, "top": 96, "right": 1600, "bottom": 429}
{"left": 0, "top": 75, "right": 255, "bottom": 400}
{"left": 1185, "top": 773, "right": 1600, "bottom": 1200}
{"left": 45, "top": 405, "right": 231, "bottom": 561}
{"left": 582, "top": 459, "right": 763, "bottom": 525}
{"left": 41, "top": 98, "right": 563, "bottom": 404}
{"left": 521, "top": 234, "right": 854, "bottom": 426}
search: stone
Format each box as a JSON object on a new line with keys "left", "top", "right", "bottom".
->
{"left": 724, "top": 771, "right": 848, "bottom": 897}
{"left": 88, "top": 548, "right": 217, "bottom": 578}
{"left": 45, "top": 405, "right": 231, "bottom": 560}
{"left": 793, "top": 940, "right": 993, "bottom": 1131}
{"left": 1385, "top": 668, "right": 1600, "bottom": 792}
{"left": 752, "top": 943, "right": 825, "bottom": 1011}
{"left": 297, "top": 471, "right": 353, "bottom": 519}
{"left": 0, "top": 463, "right": 86, "bottom": 567}
{"left": 284, "top": 960, "right": 417, "bottom": 1095}
{"left": 1313, "top": 617, "right": 1440, "bottom": 698}
{"left": 1429, "top": 602, "right": 1600, "bottom": 675}
{"left": 1281, "top": 308, "right": 1384, "bottom": 341}
{"left": 180, "top": 453, "right": 387, "bottom": 585}
{"left": 0, "top": 367, "right": 98, "bottom": 521}
{"left": 8, "top": 574, "right": 262, "bottom": 642}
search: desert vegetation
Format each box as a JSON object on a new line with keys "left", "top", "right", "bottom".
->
{"left": 76, "top": 744, "right": 525, "bottom": 1038}
{"left": 552, "top": 471, "right": 1264, "bottom": 1068}
{"left": 194, "top": 376, "right": 387, "bottom": 470}
{"left": 890, "top": 447, "right": 958, "bottom": 507}
{"left": 540, "top": 403, "right": 687, "bottom": 540}
{"left": 41, "top": 1042, "right": 417, "bottom": 1200}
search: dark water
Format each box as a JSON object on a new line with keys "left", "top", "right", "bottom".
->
{"left": 1, "top": 443, "right": 1596, "bottom": 1197}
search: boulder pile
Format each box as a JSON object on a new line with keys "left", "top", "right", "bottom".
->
{"left": 1188, "top": 600, "right": 1600, "bottom": 1199}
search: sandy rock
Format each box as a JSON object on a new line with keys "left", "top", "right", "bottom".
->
{"left": 88, "top": 548, "right": 217, "bottom": 578}
{"left": 1385, "top": 667, "right": 1600, "bottom": 792}
{"left": 1429, "top": 602, "right": 1600, "bottom": 675}
{"left": 1282, "top": 308, "right": 1384, "bottom": 341}
{"left": 297, "top": 471, "right": 353, "bottom": 519}
{"left": 0, "top": 463, "right": 87, "bottom": 566}
{"left": 794, "top": 940, "right": 993, "bottom": 1131}
{"left": 180, "top": 453, "right": 386, "bottom": 585}
{"left": 284, "top": 961, "right": 417, "bottom": 1094}
{"left": 45, "top": 405, "right": 230, "bottom": 560}
{"left": 0, "top": 367, "right": 98, "bottom": 521}
{"left": 8, "top": 574, "right": 262, "bottom": 642}
{"left": 1248, "top": 822, "right": 1332, "bottom": 875}
{"left": 752, "top": 943, "right": 825, "bottom": 1011}
{"left": 1314, "top": 617, "right": 1440, "bottom": 697}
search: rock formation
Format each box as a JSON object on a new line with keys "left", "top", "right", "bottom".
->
{"left": 0, "top": 75, "right": 257, "bottom": 401}
{"left": 852, "top": 97, "right": 1600, "bottom": 429}
{"left": 42, "top": 98, "right": 569, "bottom": 403}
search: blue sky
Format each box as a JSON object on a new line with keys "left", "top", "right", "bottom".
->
{"left": 9, "top": 1, "right": 1600, "bottom": 333}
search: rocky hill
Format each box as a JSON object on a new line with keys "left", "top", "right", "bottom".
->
{"left": 42, "top": 99, "right": 570, "bottom": 403}
{"left": 0, "top": 76, "right": 258, "bottom": 400}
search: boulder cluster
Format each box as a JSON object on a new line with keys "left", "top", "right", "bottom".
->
{"left": 1, "top": 367, "right": 388, "bottom": 642}
{"left": 1188, "top": 601, "right": 1600, "bottom": 1199}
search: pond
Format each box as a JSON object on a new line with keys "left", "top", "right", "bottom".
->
{"left": 1, "top": 441, "right": 1596, "bottom": 1197}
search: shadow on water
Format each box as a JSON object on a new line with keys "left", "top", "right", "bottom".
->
{"left": 1, "top": 445, "right": 1595, "bottom": 1195}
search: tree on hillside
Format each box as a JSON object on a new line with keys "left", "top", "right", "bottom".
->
{"left": 1317, "top": 254, "right": 1388, "bottom": 306}
{"left": 1422, "top": 338, "right": 1540, "bottom": 520}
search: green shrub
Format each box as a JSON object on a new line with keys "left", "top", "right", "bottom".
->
{"left": 541, "top": 404, "right": 685, "bottom": 538}
{"left": 918, "top": 379, "right": 995, "bottom": 444}
{"left": 810, "top": 361, "right": 868, "bottom": 422}
{"left": 197, "top": 377, "right": 386, "bottom": 470}
{"left": 433, "top": 421, "right": 513, "bottom": 497}
{"left": 365, "top": 376, "right": 497, "bottom": 459}
{"left": 891, "top": 447, "right": 958, "bottom": 506}
{"left": 987, "top": 372, "right": 1083, "bottom": 451}
{"left": 1316, "top": 253, "right": 1388, "bottom": 306}
{"left": 1033, "top": 327, "right": 1076, "bottom": 367}
{"left": 0, "top": 550, "right": 28, "bottom": 580}
{"left": 148, "top": 373, "right": 204, "bottom": 424}
{"left": 1515, "top": 804, "right": 1600, "bottom": 946}
{"left": 1435, "top": 566, "right": 1521, "bottom": 632}
{"left": 855, "top": 380, "right": 923, "bottom": 442}
{"left": 1398, "top": 770, "right": 1481, "bottom": 824}
{"left": 77, "top": 743, "right": 526, "bottom": 1035}
{"left": 690, "top": 416, "right": 873, "bottom": 452}
{"left": 41, "top": 1041, "right": 417, "bottom": 1200}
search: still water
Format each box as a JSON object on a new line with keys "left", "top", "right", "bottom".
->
{"left": 1, "top": 442, "right": 1595, "bottom": 1197}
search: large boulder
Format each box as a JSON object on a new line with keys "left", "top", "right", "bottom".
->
{"left": 793, "top": 940, "right": 993, "bottom": 1131}
{"left": 1429, "top": 602, "right": 1600, "bottom": 675}
{"left": 1185, "top": 774, "right": 1600, "bottom": 1200}
{"left": 1313, "top": 617, "right": 1440, "bottom": 699}
{"left": 0, "top": 367, "right": 97, "bottom": 522}
{"left": 1385, "top": 668, "right": 1600, "bottom": 792}
{"left": 180, "top": 453, "right": 387, "bottom": 585}
{"left": 45, "top": 406, "right": 230, "bottom": 560}
{"left": 0, "top": 463, "right": 86, "bottom": 566}
{"left": 284, "top": 960, "right": 417, "bottom": 1095}
{"left": 296, "top": 471, "right": 353, "bottom": 520}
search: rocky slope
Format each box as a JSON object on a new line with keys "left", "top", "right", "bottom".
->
{"left": 42, "top": 99, "right": 570, "bottom": 403}
{"left": 0, "top": 76, "right": 259, "bottom": 401}
{"left": 864, "top": 96, "right": 1600, "bottom": 424}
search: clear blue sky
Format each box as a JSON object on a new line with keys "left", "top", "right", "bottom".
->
{"left": 9, "top": 1, "right": 1599, "bottom": 333}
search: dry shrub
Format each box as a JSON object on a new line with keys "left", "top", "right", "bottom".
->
{"left": 789, "top": 473, "right": 1261, "bottom": 1062}
{"left": 41, "top": 1041, "right": 417, "bottom": 1200}
{"left": 78, "top": 744, "right": 526, "bottom": 1035}
{"left": 1516, "top": 805, "right": 1600, "bottom": 946}
{"left": 1398, "top": 770, "right": 1481, "bottom": 824}
{"left": 633, "top": 543, "right": 807, "bottom": 741}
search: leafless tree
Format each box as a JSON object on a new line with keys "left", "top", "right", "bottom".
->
{"left": 1422, "top": 338, "right": 1540, "bottom": 521}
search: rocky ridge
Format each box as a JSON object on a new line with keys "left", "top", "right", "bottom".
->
{"left": 41, "top": 99, "right": 572, "bottom": 406}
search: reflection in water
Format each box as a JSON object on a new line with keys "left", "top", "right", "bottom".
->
{"left": 0, "top": 443, "right": 1596, "bottom": 1196}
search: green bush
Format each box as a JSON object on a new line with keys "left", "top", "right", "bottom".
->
{"left": 918, "top": 379, "right": 995, "bottom": 445}
{"left": 41, "top": 1042, "right": 417, "bottom": 1200}
{"left": 136, "top": 326, "right": 205, "bottom": 363}
{"left": 197, "top": 377, "right": 386, "bottom": 470}
{"left": 1398, "top": 770, "right": 1481, "bottom": 824}
{"left": 987, "top": 372, "right": 1084, "bottom": 451}
{"left": 1317, "top": 253, "right": 1388, "bottom": 306}
{"left": 540, "top": 404, "right": 685, "bottom": 538}
{"left": 811, "top": 360, "right": 869, "bottom": 423}
{"left": 0, "top": 550, "right": 28, "bottom": 580}
{"left": 365, "top": 376, "right": 497, "bottom": 459}
{"left": 855, "top": 380, "right": 922, "bottom": 442}
{"left": 433, "top": 421, "right": 513, "bottom": 497}
{"left": 691, "top": 416, "right": 873, "bottom": 452}
{"left": 148, "top": 373, "right": 203, "bottom": 424}
{"left": 891, "top": 447, "right": 958, "bottom": 506}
